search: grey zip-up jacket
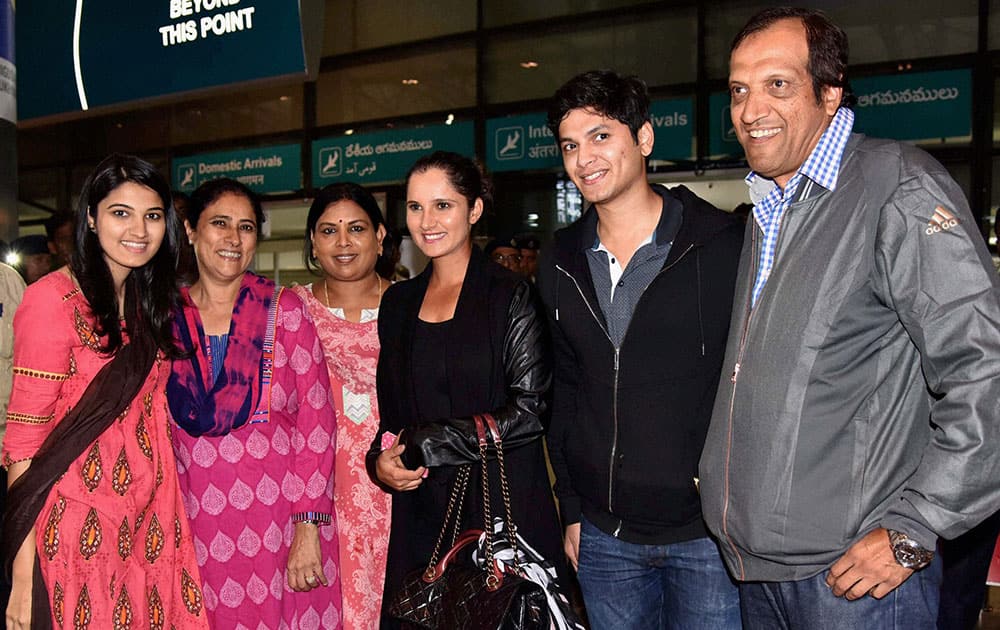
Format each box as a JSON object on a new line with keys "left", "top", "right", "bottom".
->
{"left": 699, "top": 133, "right": 1000, "bottom": 582}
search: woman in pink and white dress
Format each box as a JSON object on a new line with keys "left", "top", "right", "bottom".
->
{"left": 292, "top": 182, "right": 392, "bottom": 630}
{"left": 168, "top": 178, "right": 342, "bottom": 630}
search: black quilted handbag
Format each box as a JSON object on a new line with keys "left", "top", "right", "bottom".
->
{"left": 389, "top": 415, "right": 550, "bottom": 630}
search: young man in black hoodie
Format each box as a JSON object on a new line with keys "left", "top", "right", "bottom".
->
{"left": 537, "top": 70, "right": 743, "bottom": 628}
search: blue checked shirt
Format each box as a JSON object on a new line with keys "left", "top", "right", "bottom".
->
{"left": 747, "top": 107, "right": 855, "bottom": 306}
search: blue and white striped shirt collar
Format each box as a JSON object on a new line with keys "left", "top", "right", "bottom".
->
{"left": 745, "top": 107, "right": 855, "bottom": 204}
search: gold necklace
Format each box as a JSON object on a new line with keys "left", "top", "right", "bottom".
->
{"left": 322, "top": 275, "right": 382, "bottom": 309}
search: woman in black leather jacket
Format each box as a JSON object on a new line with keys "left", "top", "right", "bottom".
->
{"left": 366, "top": 151, "right": 563, "bottom": 627}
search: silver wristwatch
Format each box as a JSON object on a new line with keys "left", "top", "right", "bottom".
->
{"left": 887, "top": 529, "right": 934, "bottom": 570}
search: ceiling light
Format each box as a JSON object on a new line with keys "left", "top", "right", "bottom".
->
{"left": 401, "top": 78, "right": 419, "bottom": 86}
{"left": 279, "top": 95, "right": 290, "bottom": 102}
{"left": 520, "top": 61, "right": 539, "bottom": 69}
{"left": 344, "top": 129, "right": 354, "bottom": 135}
{"left": 445, "top": 113, "right": 454, "bottom": 125}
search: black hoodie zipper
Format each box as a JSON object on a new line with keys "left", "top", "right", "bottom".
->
{"left": 554, "top": 242, "right": 700, "bottom": 526}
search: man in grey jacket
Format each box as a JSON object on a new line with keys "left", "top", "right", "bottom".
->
{"left": 699, "top": 7, "right": 1000, "bottom": 628}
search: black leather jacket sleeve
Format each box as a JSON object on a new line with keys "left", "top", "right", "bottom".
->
{"left": 399, "top": 281, "right": 551, "bottom": 468}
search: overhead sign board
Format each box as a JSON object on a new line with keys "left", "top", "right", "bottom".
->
{"left": 18, "top": 1, "right": 314, "bottom": 121}
{"left": 853, "top": 69, "right": 971, "bottom": 142}
{"left": 486, "top": 98, "right": 694, "bottom": 173}
{"left": 312, "top": 122, "right": 474, "bottom": 185}
{"left": 486, "top": 114, "right": 560, "bottom": 173}
{"left": 648, "top": 97, "right": 694, "bottom": 162}
{"left": 172, "top": 143, "right": 302, "bottom": 194}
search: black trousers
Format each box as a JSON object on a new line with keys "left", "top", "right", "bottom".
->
{"left": 938, "top": 509, "right": 1000, "bottom": 630}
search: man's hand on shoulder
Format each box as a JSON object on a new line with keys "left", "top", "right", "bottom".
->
{"left": 825, "top": 527, "right": 913, "bottom": 600}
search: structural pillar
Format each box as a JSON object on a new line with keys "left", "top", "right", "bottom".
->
{"left": 0, "top": 0, "right": 16, "bottom": 245}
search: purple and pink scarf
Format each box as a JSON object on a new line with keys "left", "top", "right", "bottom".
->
{"left": 167, "top": 272, "right": 279, "bottom": 437}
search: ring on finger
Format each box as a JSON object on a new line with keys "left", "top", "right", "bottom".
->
{"left": 306, "top": 575, "right": 318, "bottom": 586}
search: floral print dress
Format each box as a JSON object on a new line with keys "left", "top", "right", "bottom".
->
{"left": 293, "top": 284, "right": 390, "bottom": 630}
{"left": 2, "top": 271, "right": 209, "bottom": 630}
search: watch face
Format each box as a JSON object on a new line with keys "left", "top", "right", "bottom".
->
{"left": 892, "top": 536, "right": 933, "bottom": 570}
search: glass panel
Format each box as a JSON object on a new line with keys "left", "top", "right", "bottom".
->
{"left": 705, "top": 0, "right": 978, "bottom": 79}
{"left": 484, "top": 9, "right": 696, "bottom": 104}
{"left": 316, "top": 45, "right": 475, "bottom": 125}
{"left": 323, "top": 0, "right": 475, "bottom": 55}
{"left": 989, "top": 157, "right": 1000, "bottom": 251}
{"left": 483, "top": 0, "right": 656, "bottom": 27}
{"left": 989, "top": 0, "right": 1000, "bottom": 50}
{"left": 170, "top": 84, "right": 303, "bottom": 146}
{"left": 18, "top": 168, "right": 67, "bottom": 213}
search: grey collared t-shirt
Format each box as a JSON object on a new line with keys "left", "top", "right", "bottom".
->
{"left": 586, "top": 229, "right": 674, "bottom": 348}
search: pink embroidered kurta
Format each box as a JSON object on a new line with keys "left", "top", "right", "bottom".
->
{"left": 293, "top": 284, "right": 390, "bottom": 630}
{"left": 2, "top": 271, "right": 210, "bottom": 630}
{"left": 171, "top": 289, "right": 342, "bottom": 630}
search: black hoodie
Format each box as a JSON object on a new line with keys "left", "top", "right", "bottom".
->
{"left": 537, "top": 184, "right": 744, "bottom": 544}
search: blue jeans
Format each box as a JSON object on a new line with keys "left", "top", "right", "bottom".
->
{"left": 739, "top": 557, "right": 942, "bottom": 630}
{"left": 576, "top": 516, "right": 741, "bottom": 630}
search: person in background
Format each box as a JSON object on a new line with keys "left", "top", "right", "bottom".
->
{"left": 9, "top": 234, "right": 52, "bottom": 285}
{"left": 539, "top": 69, "right": 742, "bottom": 629}
{"left": 168, "top": 178, "right": 342, "bottom": 629}
{"left": 44, "top": 213, "right": 75, "bottom": 269}
{"left": 2, "top": 153, "right": 210, "bottom": 630}
{"left": 516, "top": 234, "right": 540, "bottom": 280}
{"left": 172, "top": 191, "right": 197, "bottom": 284}
{"left": 937, "top": 205, "right": 1000, "bottom": 630}
{"left": 368, "top": 151, "right": 564, "bottom": 628}
{"left": 483, "top": 235, "right": 523, "bottom": 273}
{"left": 292, "top": 182, "right": 392, "bottom": 630}
{"left": 699, "top": 8, "right": 1000, "bottom": 628}
{"left": 0, "top": 261, "right": 24, "bottom": 619}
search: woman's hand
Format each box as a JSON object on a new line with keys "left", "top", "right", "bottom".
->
{"left": 7, "top": 530, "right": 36, "bottom": 630}
{"left": 287, "top": 522, "right": 328, "bottom": 592}
{"left": 375, "top": 433, "right": 426, "bottom": 491}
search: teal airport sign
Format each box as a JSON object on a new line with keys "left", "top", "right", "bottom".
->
{"left": 708, "top": 91, "right": 742, "bottom": 158}
{"left": 172, "top": 143, "right": 302, "bottom": 194}
{"left": 487, "top": 98, "right": 693, "bottom": 173}
{"left": 852, "top": 69, "right": 971, "bottom": 141}
{"left": 648, "top": 98, "right": 693, "bottom": 162}
{"left": 487, "top": 114, "right": 560, "bottom": 173}
{"left": 312, "top": 122, "right": 474, "bottom": 185}
{"left": 18, "top": 1, "right": 317, "bottom": 120}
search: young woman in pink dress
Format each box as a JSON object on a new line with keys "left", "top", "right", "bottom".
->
{"left": 2, "top": 154, "right": 210, "bottom": 630}
{"left": 292, "top": 183, "right": 392, "bottom": 630}
{"left": 167, "top": 178, "right": 342, "bottom": 629}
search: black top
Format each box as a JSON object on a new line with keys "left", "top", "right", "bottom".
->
{"left": 412, "top": 319, "right": 452, "bottom": 422}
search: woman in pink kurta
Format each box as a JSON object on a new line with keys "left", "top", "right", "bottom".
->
{"left": 168, "top": 178, "right": 342, "bottom": 630}
{"left": 2, "top": 154, "right": 209, "bottom": 630}
{"left": 292, "top": 182, "right": 392, "bottom": 630}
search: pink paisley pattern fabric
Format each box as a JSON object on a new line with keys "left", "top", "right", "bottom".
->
{"left": 293, "top": 284, "right": 390, "bottom": 630}
{"left": 3, "top": 271, "right": 211, "bottom": 630}
{"left": 172, "top": 289, "right": 342, "bottom": 630}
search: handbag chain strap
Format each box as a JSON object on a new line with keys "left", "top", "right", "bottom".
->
{"left": 421, "top": 413, "right": 523, "bottom": 589}
{"left": 423, "top": 463, "right": 471, "bottom": 581}
{"left": 487, "top": 414, "right": 521, "bottom": 566}
{"left": 477, "top": 416, "right": 499, "bottom": 589}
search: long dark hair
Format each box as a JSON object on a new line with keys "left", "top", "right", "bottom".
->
{"left": 304, "top": 182, "right": 394, "bottom": 279}
{"left": 71, "top": 153, "right": 182, "bottom": 358}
